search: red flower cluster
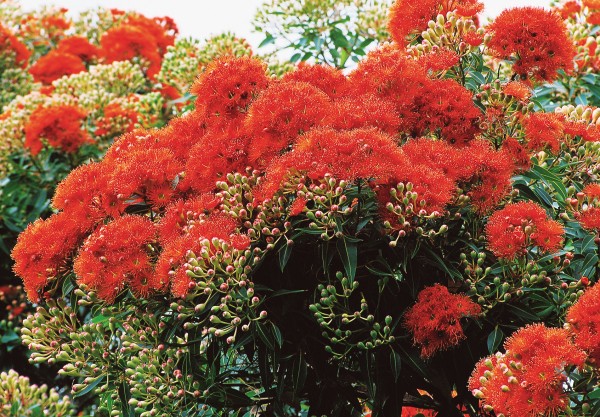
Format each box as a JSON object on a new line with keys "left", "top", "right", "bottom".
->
{"left": 56, "top": 36, "right": 99, "bottom": 62}
{"left": 0, "top": 24, "right": 30, "bottom": 67}
{"left": 349, "top": 45, "right": 481, "bottom": 146}
{"left": 11, "top": 47, "right": 513, "bottom": 301}
{"left": 259, "top": 127, "right": 406, "bottom": 199}
{"left": 28, "top": 51, "right": 87, "bottom": 84}
{"left": 577, "top": 183, "right": 600, "bottom": 231}
{"left": 404, "top": 284, "right": 481, "bottom": 358}
{"left": 281, "top": 63, "right": 347, "bottom": 98}
{"left": 388, "top": 0, "right": 441, "bottom": 44}
{"left": 24, "top": 105, "right": 90, "bottom": 155}
{"left": 566, "top": 283, "right": 600, "bottom": 365}
{"left": 388, "top": 0, "right": 483, "bottom": 44}
{"left": 100, "top": 13, "right": 177, "bottom": 79}
{"left": 246, "top": 81, "right": 333, "bottom": 165}
{"left": 557, "top": 0, "right": 581, "bottom": 19}
{"left": 12, "top": 213, "right": 87, "bottom": 302}
{"left": 469, "top": 324, "right": 585, "bottom": 416}
{"left": 486, "top": 7, "right": 576, "bottom": 82}
{"left": 191, "top": 56, "right": 270, "bottom": 128}
{"left": 523, "top": 111, "right": 600, "bottom": 151}
{"left": 486, "top": 202, "right": 564, "bottom": 259}
{"left": 74, "top": 216, "right": 161, "bottom": 302}
{"left": 502, "top": 81, "right": 531, "bottom": 102}
{"left": 523, "top": 112, "right": 565, "bottom": 153}
{"left": 401, "top": 138, "right": 514, "bottom": 213}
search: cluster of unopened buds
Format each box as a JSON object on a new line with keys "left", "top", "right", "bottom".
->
{"left": 384, "top": 181, "right": 449, "bottom": 245}
{"left": 119, "top": 309, "right": 201, "bottom": 417}
{"left": 126, "top": 345, "right": 199, "bottom": 417}
{"left": 217, "top": 170, "right": 288, "bottom": 247}
{"left": 0, "top": 369, "right": 74, "bottom": 416}
{"left": 309, "top": 272, "right": 395, "bottom": 358}
{"left": 179, "top": 239, "right": 266, "bottom": 344}
{"left": 560, "top": 4, "right": 600, "bottom": 73}
{"left": 409, "top": 12, "right": 484, "bottom": 59}
{"left": 466, "top": 248, "right": 586, "bottom": 310}
{"left": 289, "top": 175, "right": 355, "bottom": 241}
{"left": 21, "top": 294, "right": 123, "bottom": 398}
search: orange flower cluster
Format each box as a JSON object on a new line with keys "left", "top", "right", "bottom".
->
{"left": 523, "top": 111, "right": 600, "bottom": 152}
{"left": 469, "top": 324, "right": 585, "bottom": 416}
{"left": 576, "top": 183, "right": 600, "bottom": 231}
{"left": 486, "top": 7, "right": 576, "bottom": 82}
{"left": 11, "top": 49, "right": 513, "bottom": 302}
{"left": 24, "top": 105, "right": 90, "bottom": 156}
{"left": 582, "top": 0, "right": 600, "bottom": 24}
{"left": 486, "top": 202, "right": 564, "bottom": 259}
{"left": 349, "top": 45, "right": 482, "bottom": 146}
{"left": 0, "top": 24, "right": 31, "bottom": 67}
{"left": 28, "top": 51, "right": 87, "bottom": 84}
{"left": 404, "top": 284, "right": 481, "bottom": 358}
{"left": 388, "top": 0, "right": 483, "bottom": 44}
{"left": 502, "top": 81, "right": 531, "bottom": 102}
{"left": 18, "top": 7, "right": 71, "bottom": 46}
{"left": 56, "top": 36, "right": 99, "bottom": 63}
{"left": 13, "top": 28, "right": 514, "bottom": 300}
{"left": 100, "top": 13, "right": 178, "bottom": 79}
{"left": 12, "top": 213, "right": 88, "bottom": 301}
{"left": 566, "top": 283, "right": 600, "bottom": 365}
{"left": 73, "top": 216, "right": 161, "bottom": 302}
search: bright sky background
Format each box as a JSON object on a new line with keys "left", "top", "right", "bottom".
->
{"left": 19, "top": 0, "right": 551, "bottom": 49}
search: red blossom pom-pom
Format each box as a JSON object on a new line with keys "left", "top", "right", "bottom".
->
{"left": 567, "top": 283, "right": 600, "bottom": 365}
{"left": 12, "top": 213, "right": 88, "bottom": 302}
{"left": 486, "top": 7, "right": 576, "bottom": 82}
{"left": 74, "top": 215, "right": 162, "bottom": 302}
{"left": 24, "top": 105, "right": 90, "bottom": 155}
{"left": 404, "top": 284, "right": 480, "bottom": 358}
{"left": 0, "top": 24, "right": 31, "bottom": 67}
{"left": 28, "top": 50, "right": 86, "bottom": 84}
{"left": 486, "top": 202, "right": 564, "bottom": 259}
{"left": 56, "top": 36, "right": 99, "bottom": 62}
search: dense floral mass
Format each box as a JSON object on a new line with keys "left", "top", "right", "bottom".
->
{"left": 12, "top": 51, "right": 520, "bottom": 306}
{"left": 4, "top": 0, "right": 600, "bottom": 416}
{"left": 404, "top": 284, "right": 481, "bottom": 357}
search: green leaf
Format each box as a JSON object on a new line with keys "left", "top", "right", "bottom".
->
{"left": 421, "top": 246, "right": 462, "bottom": 280}
{"left": 0, "top": 330, "right": 20, "bottom": 344}
{"left": 337, "top": 237, "right": 358, "bottom": 282}
{"left": 396, "top": 345, "right": 428, "bottom": 379}
{"left": 506, "top": 303, "right": 540, "bottom": 322}
{"left": 330, "top": 27, "right": 349, "bottom": 49}
{"left": 62, "top": 276, "right": 75, "bottom": 297}
{"left": 579, "top": 233, "right": 597, "bottom": 255}
{"left": 577, "top": 253, "right": 598, "bottom": 278}
{"left": 258, "top": 33, "right": 275, "bottom": 48}
{"left": 278, "top": 242, "right": 293, "bottom": 272}
{"left": 255, "top": 322, "right": 274, "bottom": 351}
{"left": 29, "top": 405, "right": 43, "bottom": 417}
{"left": 390, "top": 349, "right": 402, "bottom": 382}
{"left": 221, "top": 386, "right": 253, "bottom": 407}
{"left": 290, "top": 53, "right": 302, "bottom": 63}
{"left": 73, "top": 375, "right": 104, "bottom": 398}
{"left": 487, "top": 326, "right": 504, "bottom": 353}
{"left": 270, "top": 289, "right": 307, "bottom": 299}
{"left": 271, "top": 323, "right": 283, "bottom": 348}
{"left": 291, "top": 351, "right": 307, "bottom": 396}
{"left": 531, "top": 165, "right": 568, "bottom": 204}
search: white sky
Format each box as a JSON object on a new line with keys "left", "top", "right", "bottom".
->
{"left": 18, "top": 0, "right": 550, "bottom": 48}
